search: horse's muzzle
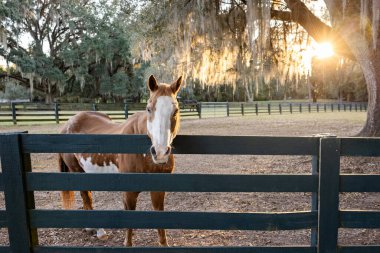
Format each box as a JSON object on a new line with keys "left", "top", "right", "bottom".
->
{"left": 150, "top": 146, "right": 171, "bottom": 164}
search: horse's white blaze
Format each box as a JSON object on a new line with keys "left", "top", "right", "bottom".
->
{"left": 147, "top": 96, "right": 174, "bottom": 156}
{"left": 79, "top": 157, "right": 119, "bottom": 173}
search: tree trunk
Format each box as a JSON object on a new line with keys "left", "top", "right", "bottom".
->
{"left": 357, "top": 54, "right": 380, "bottom": 136}
{"left": 45, "top": 82, "right": 53, "bottom": 103}
{"left": 45, "top": 93, "right": 53, "bottom": 103}
{"left": 334, "top": 36, "right": 380, "bottom": 136}
{"left": 328, "top": 12, "right": 380, "bottom": 136}
{"left": 244, "top": 79, "right": 254, "bottom": 102}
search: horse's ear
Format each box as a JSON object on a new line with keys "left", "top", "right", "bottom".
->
{"left": 171, "top": 76, "right": 183, "bottom": 94}
{"left": 148, "top": 75, "right": 158, "bottom": 92}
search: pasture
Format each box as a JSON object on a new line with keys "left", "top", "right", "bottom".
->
{"left": 0, "top": 112, "right": 379, "bottom": 248}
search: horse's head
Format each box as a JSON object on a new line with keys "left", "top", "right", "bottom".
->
{"left": 146, "top": 75, "right": 183, "bottom": 164}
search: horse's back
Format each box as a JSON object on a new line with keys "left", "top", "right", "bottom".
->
{"left": 60, "top": 111, "right": 122, "bottom": 173}
{"left": 61, "top": 111, "right": 124, "bottom": 134}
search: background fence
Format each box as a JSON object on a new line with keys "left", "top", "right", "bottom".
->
{"left": 0, "top": 101, "right": 368, "bottom": 124}
{"left": 198, "top": 102, "right": 368, "bottom": 118}
{"left": 0, "top": 133, "right": 379, "bottom": 252}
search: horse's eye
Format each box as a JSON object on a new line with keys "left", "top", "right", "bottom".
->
{"left": 147, "top": 107, "right": 151, "bottom": 113}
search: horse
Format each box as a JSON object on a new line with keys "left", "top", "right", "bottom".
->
{"left": 58, "top": 75, "right": 183, "bottom": 246}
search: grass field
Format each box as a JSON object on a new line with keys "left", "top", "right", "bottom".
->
{"left": 0, "top": 111, "right": 367, "bottom": 136}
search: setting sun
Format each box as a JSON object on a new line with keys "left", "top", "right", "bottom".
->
{"left": 313, "top": 42, "right": 334, "bottom": 59}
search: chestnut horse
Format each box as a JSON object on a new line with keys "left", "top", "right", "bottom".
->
{"left": 58, "top": 75, "right": 182, "bottom": 246}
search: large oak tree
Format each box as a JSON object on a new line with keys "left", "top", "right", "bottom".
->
{"left": 282, "top": 0, "right": 380, "bottom": 136}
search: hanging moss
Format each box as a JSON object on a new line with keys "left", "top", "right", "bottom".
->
{"left": 134, "top": 0, "right": 334, "bottom": 101}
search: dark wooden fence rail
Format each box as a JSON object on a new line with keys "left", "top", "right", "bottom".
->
{"left": 0, "top": 134, "right": 379, "bottom": 253}
{"left": 0, "top": 101, "right": 367, "bottom": 124}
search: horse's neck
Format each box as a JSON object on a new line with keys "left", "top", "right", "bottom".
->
{"left": 121, "top": 111, "right": 147, "bottom": 135}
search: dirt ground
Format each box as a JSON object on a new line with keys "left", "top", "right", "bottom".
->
{"left": 0, "top": 112, "right": 379, "bottom": 247}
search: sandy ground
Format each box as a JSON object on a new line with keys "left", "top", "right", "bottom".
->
{"left": 0, "top": 112, "right": 379, "bottom": 247}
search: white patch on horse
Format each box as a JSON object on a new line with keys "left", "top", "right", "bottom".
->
{"left": 147, "top": 96, "right": 174, "bottom": 151}
{"left": 79, "top": 157, "right": 119, "bottom": 173}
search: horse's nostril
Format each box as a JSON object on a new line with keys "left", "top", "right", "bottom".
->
{"left": 150, "top": 146, "right": 157, "bottom": 157}
{"left": 165, "top": 147, "right": 171, "bottom": 155}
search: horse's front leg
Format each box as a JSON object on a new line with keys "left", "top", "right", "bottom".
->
{"left": 80, "top": 191, "right": 108, "bottom": 240}
{"left": 123, "top": 192, "right": 139, "bottom": 247}
{"left": 150, "top": 191, "right": 168, "bottom": 246}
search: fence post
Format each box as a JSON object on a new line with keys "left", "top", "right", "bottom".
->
{"left": 241, "top": 103, "right": 244, "bottom": 116}
{"left": 349, "top": 104, "right": 352, "bottom": 112}
{"left": 267, "top": 103, "right": 271, "bottom": 115}
{"left": 54, "top": 103, "right": 60, "bottom": 124}
{"left": 343, "top": 104, "right": 346, "bottom": 112}
{"left": 227, "top": 102, "right": 230, "bottom": 117}
{"left": 299, "top": 103, "right": 302, "bottom": 113}
{"left": 338, "top": 104, "right": 340, "bottom": 112}
{"left": 197, "top": 103, "right": 202, "bottom": 119}
{"left": 22, "top": 147, "right": 38, "bottom": 247}
{"left": 92, "top": 103, "right": 97, "bottom": 111}
{"left": 124, "top": 103, "right": 129, "bottom": 119}
{"left": 308, "top": 103, "right": 311, "bottom": 113}
{"left": 11, "top": 102, "right": 17, "bottom": 125}
{"left": 290, "top": 103, "right": 293, "bottom": 114}
{"left": 279, "top": 103, "right": 282, "bottom": 114}
{"left": 255, "top": 103, "right": 258, "bottom": 115}
{"left": 355, "top": 104, "right": 358, "bottom": 112}
{"left": 331, "top": 104, "right": 334, "bottom": 112}
{"left": 324, "top": 104, "right": 327, "bottom": 112}
{"left": 311, "top": 133, "right": 336, "bottom": 248}
{"left": 311, "top": 154, "right": 319, "bottom": 247}
{"left": 0, "top": 133, "right": 37, "bottom": 252}
{"left": 359, "top": 104, "right": 362, "bottom": 111}
{"left": 318, "top": 137, "right": 340, "bottom": 253}
{"left": 317, "top": 103, "right": 319, "bottom": 113}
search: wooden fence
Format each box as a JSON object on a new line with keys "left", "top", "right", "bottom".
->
{"left": 0, "top": 101, "right": 367, "bottom": 124}
{"left": 0, "top": 133, "right": 379, "bottom": 252}
{"left": 198, "top": 102, "right": 368, "bottom": 118}
{"left": 0, "top": 102, "right": 199, "bottom": 124}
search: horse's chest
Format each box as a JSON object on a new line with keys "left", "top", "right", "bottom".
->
{"left": 78, "top": 154, "right": 119, "bottom": 173}
{"left": 118, "top": 154, "right": 174, "bottom": 173}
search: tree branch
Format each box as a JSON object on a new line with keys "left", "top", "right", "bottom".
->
{"left": 0, "top": 73, "right": 45, "bottom": 93}
{"left": 6, "top": 37, "right": 29, "bottom": 54}
{"left": 282, "top": 0, "right": 354, "bottom": 60}
{"left": 271, "top": 9, "right": 292, "bottom": 22}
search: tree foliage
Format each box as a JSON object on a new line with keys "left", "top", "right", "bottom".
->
{"left": 0, "top": 0, "right": 145, "bottom": 102}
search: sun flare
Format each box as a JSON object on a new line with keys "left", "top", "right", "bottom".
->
{"left": 313, "top": 42, "right": 334, "bottom": 59}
